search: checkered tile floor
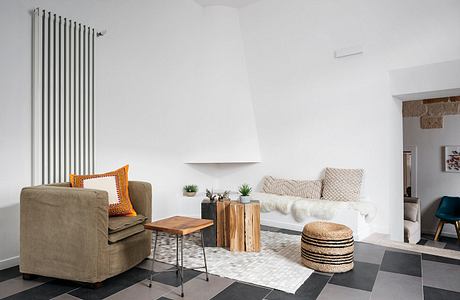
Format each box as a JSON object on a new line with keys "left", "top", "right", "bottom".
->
{"left": 1, "top": 226, "right": 460, "bottom": 300}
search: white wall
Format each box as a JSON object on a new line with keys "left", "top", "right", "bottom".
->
{"left": 2, "top": 0, "right": 460, "bottom": 268}
{"left": 217, "top": 0, "right": 460, "bottom": 240}
{"left": 187, "top": 5, "right": 261, "bottom": 163}
{"left": 0, "top": 0, "right": 218, "bottom": 269}
{"left": 390, "top": 59, "right": 460, "bottom": 101}
{"left": 404, "top": 116, "right": 460, "bottom": 237}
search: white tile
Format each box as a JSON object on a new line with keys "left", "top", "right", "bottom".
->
{"left": 164, "top": 273, "right": 234, "bottom": 300}
{"left": 370, "top": 271, "right": 422, "bottom": 300}
{"left": 424, "top": 240, "right": 447, "bottom": 249}
{"left": 51, "top": 293, "right": 82, "bottom": 300}
{"left": 317, "top": 284, "right": 370, "bottom": 300}
{"left": 0, "top": 276, "right": 49, "bottom": 299}
{"left": 422, "top": 260, "right": 460, "bottom": 292}
{"left": 104, "top": 281, "right": 175, "bottom": 300}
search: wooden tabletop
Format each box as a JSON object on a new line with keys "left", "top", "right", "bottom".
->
{"left": 144, "top": 216, "right": 214, "bottom": 235}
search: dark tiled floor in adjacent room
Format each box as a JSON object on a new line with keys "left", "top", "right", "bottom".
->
{"left": 2, "top": 226, "right": 460, "bottom": 299}
{"left": 418, "top": 233, "right": 460, "bottom": 252}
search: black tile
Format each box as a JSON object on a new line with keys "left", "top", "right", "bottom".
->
{"left": 150, "top": 268, "right": 201, "bottom": 287}
{"left": 265, "top": 290, "right": 304, "bottom": 300}
{"left": 0, "top": 265, "right": 20, "bottom": 282}
{"left": 380, "top": 250, "right": 421, "bottom": 277}
{"left": 438, "top": 235, "right": 460, "bottom": 245}
{"left": 443, "top": 241, "right": 460, "bottom": 252}
{"left": 69, "top": 267, "right": 150, "bottom": 300}
{"left": 211, "top": 282, "right": 271, "bottom": 300}
{"left": 328, "top": 261, "right": 379, "bottom": 292}
{"left": 261, "top": 225, "right": 281, "bottom": 232}
{"left": 422, "top": 253, "right": 460, "bottom": 265}
{"left": 422, "top": 233, "right": 434, "bottom": 240}
{"left": 417, "top": 239, "right": 428, "bottom": 245}
{"left": 278, "top": 229, "right": 301, "bottom": 236}
{"left": 294, "top": 272, "right": 330, "bottom": 299}
{"left": 423, "top": 285, "right": 460, "bottom": 300}
{"left": 3, "top": 279, "right": 78, "bottom": 300}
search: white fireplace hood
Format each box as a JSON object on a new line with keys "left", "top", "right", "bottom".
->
{"left": 185, "top": 6, "right": 261, "bottom": 164}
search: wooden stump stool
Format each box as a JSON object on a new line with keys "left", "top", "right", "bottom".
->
{"left": 301, "top": 221, "right": 354, "bottom": 273}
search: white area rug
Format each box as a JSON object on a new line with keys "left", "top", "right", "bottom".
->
{"left": 152, "top": 230, "right": 313, "bottom": 293}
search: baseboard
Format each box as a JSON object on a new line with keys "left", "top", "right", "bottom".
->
{"left": 260, "top": 219, "right": 304, "bottom": 232}
{"left": 0, "top": 256, "right": 19, "bottom": 270}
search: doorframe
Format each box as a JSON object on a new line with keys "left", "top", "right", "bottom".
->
{"left": 403, "top": 145, "right": 417, "bottom": 198}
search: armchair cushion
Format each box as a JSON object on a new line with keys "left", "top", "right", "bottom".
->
{"left": 108, "top": 225, "right": 145, "bottom": 243}
{"left": 109, "top": 215, "right": 147, "bottom": 233}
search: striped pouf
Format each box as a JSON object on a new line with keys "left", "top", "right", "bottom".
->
{"left": 301, "top": 221, "right": 354, "bottom": 273}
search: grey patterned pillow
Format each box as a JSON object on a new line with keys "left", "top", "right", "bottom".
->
{"left": 262, "top": 176, "right": 322, "bottom": 199}
{"left": 322, "top": 168, "right": 363, "bottom": 201}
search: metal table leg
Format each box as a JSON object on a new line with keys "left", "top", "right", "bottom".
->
{"left": 200, "top": 230, "right": 209, "bottom": 281}
{"left": 149, "top": 230, "right": 158, "bottom": 288}
{"left": 176, "top": 234, "right": 179, "bottom": 275}
{"left": 180, "top": 234, "right": 184, "bottom": 297}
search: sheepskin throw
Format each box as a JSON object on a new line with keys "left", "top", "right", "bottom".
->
{"left": 322, "top": 168, "right": 363, "bottom": 201}
{"left": 252, "top": 192, "right": 376, "bottom": 223}
{"left": 263, "top": 176, "right": 322, "bottom": 199}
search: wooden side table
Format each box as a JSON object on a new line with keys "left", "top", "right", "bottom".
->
{"left": 205, "top": 200, "right": 260, "bottom": 252}
{"left": 144, "top": 216, "right": 213, "bottom": 298}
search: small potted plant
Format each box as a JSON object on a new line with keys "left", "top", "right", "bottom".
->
{"left": 205, "top": 189, "right": 230, "bottom": 202}
{"left": 239, "top": 183, "right": 252, "bottom": 204}
{"left": 183, "top": 185, "right": 198, "bottom": 197}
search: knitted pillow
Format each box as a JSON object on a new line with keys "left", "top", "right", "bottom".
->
{"left": 262, "top": 176, "right": 322, "bottom": 199}
{"left": 322, "top": 168, "right": 363, "bottom": 201}
{"left": 70, "top": 165, "right": 137, "bottom": 216}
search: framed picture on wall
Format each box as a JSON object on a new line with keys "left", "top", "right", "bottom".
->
{"left": 445, "top": 146, "right": 460, "bottom": 172}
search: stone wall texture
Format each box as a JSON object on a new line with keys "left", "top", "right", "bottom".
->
{"left": 402, "top": 96, "right": 460, "bottom": 129}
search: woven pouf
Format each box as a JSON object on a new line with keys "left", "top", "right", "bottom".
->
{"left": 301, "top": 221, "right": 354, "bottom": 273}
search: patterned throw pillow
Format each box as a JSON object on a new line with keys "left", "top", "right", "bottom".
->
{"left": 262, "top": 176, "right": 322, "bottom": 199}
{"left": 70, "top": 165, "right": 137, "bottom": 216}
{"left": 322, "top": 168, "right": 363, "bottom": 201}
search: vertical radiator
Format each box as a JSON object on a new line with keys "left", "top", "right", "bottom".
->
{"left": 32, "top": 9, "right": 97, "bottom": 184}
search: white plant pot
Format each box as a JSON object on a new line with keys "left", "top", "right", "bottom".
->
{"left": 183, "top": 191, "right": 197, "bottom": 197}
{"left": 240, "top": 195, "right": 251, "bottom": 204}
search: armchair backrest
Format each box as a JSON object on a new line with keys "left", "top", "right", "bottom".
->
{"left": 437, "top": 196, "right": 460, "bottom": 215}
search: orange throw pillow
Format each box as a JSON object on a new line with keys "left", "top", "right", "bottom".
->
{"left": 70, "top": 165, "right": 137, "bottom": 216}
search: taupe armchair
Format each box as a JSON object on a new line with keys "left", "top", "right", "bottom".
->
{"left": 20, "top": 181, "right": 152, "bottom": 284}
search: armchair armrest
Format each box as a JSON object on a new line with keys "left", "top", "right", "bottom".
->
{"left": 20, "top": 185, "right": 109, "bottom": 282}
{"left": 128, "top": 181, "right": 152, "bottom": 222}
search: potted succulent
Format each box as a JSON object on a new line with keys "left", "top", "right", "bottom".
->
{"left": 183, "top": 185, "right": 198, "bottom": 197}
{"left": 239, "top": 183, "right": 252, "bottom": 204}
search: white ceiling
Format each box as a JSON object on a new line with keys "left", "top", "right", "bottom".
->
{"left": 194, "top": 0, "right": 261, "bottom": 8}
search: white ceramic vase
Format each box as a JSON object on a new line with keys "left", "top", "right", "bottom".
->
{"left": 240, "top": 195, "right": 251, "bottom": 204}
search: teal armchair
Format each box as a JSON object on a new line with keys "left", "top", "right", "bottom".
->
{"left": 434, "top": 196, "right": 460, "bottom": 241}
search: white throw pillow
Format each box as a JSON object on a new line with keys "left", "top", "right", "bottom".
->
{"left": 322, "top": 168, "right": 363, "bottom": 201}
{"left": 262, "top": 176, "right": 322, "bottom": 199}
